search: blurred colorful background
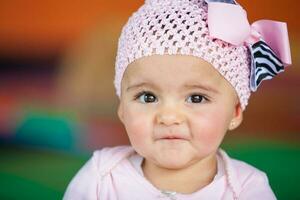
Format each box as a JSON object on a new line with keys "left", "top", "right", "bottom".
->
{"left": 0, "top": 0, "right": 299, "bottom": 199}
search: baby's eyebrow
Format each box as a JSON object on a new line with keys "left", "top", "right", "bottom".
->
{"left": 127, "top": 82, "right": 219, "bottom": 94}
{"left": 183, "top": 84, "right": 219, "bottom": 94}
{"left": 126, "top": 82, "right": 158, "bottom": 92}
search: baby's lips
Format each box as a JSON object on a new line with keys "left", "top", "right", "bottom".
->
{"left": 156, "top": 132, "right": 189, "bottom": 140}
{"left": 162, "top": 135, "right": 184, "bottom": 139}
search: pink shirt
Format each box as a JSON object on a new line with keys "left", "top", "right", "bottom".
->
{"left": 63, "top": 145, "right": 276, "bottom": 200}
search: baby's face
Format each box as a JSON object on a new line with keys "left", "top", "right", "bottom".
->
{"left": 118, "top": 54, "right": 243, "bottom": 169}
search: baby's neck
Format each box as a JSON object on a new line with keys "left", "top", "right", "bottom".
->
{"left": 141, "top": 153, "right": 217, "bottom": 194}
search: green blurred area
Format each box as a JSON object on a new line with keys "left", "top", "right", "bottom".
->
{"left": 222, "top": 140, "right": 300, "bottom": 200}
{"left": 0, "top": 144, "right": 88, "bottom": 200}
{"left": 0, "top": 140, "right": 299, "bottom": 200}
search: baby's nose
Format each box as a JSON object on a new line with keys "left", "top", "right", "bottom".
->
{"left": 156, "top": 105, "right": 185, "bottom": 126}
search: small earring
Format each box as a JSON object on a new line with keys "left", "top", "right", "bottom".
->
{"left": 230, "top": 121, "right": 235, "bottom": 129}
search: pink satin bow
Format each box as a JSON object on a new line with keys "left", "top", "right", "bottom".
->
{"left": 206, "top": 1, "right": 292, "bottom": 66}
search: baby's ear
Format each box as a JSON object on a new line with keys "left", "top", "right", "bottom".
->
{"left": 117, "top": 103, "right": 124, "bottom": 123}
{"left": 228, "top": 102, "right": 243, "bottom": 131}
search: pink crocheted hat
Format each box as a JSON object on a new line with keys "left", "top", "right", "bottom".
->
{"left": 114, "top": 0, "right": 291, "bottom": 110}
{"left": 114, "top": 0, "right": 251, "bottom": 109}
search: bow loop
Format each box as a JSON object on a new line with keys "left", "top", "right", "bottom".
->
{"left": 205, "top": 0, "right": 292, "bottom": 92}
{"left": 250, "top": 20, "right": 292, "bottom": 66}
{"left": 207, "top": 2, "right": 250, "bottom": 46}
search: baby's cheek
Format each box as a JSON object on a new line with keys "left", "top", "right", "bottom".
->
{"left": 124, "top": 112, "right": 151, "bottom": 147}
{"left": 193, "top": 112, "right": 228, "bottom": 153}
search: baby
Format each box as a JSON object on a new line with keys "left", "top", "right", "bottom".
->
{"left": 63, "top": 0, "right": 291, "bottom": 199}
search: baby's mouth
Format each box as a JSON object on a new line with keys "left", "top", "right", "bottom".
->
{"left": 163, "top": 136, "right": 183, "bottom": 139}
{"left": 155, "top": 131, "right": 189, "bottom": 141}
{"left": 159, "top": 135, "right": 188, "bottom": 141}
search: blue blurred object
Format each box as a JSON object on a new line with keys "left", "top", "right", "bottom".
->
{"left": 14, "top": 107, "right": 83, "bottom": 152}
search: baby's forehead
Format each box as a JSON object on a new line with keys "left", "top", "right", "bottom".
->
{"left": 123, "top": 55, "right": 226, "bottom": 91}
{"left": 124, "top": 55, "right": 223, "bottom": 81}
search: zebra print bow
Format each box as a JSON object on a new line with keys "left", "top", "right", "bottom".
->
{"left": 249, "top": 40, "right": 284, "bottom": 91}
{"left": 205, "top": 0, "right": 292, "bottom": 92}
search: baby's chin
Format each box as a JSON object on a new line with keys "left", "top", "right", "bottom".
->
{"left": 149, "top": 147, "right": 197, "bottom": 170}
{"left": 154, "top": 157, "right": 194, "bottom": 170}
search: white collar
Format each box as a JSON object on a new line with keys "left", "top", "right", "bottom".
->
{"left": 100, "top": 146, "right": 241, "bottom": 198}
{"left": 128, "top": 150, "right": 225, "bottom": 181}
{"left": 128, "top": 148, "right": 241, "bottom": 198}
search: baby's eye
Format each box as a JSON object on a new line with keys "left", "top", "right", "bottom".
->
{"left": 135, "top": 91, "right": 157, "bottom": 103}
{"left": 186, "top": 94, "right": 207, "bottom": 103}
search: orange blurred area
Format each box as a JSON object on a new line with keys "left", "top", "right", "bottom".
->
{"left": 0, "top": 0, "right": 144, "bottom": 56}
{"left": 0, "top": 0, "right": 299, "bottom": 56}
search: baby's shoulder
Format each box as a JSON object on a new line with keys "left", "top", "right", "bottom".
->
{"left": 222, "top": 151, "right": 270, "bottom": 186}
{"left": 220, "top": 150, "right": 276, "bottom": 199}
{"left": 233, "top": 158, "right": 267, "bottom": 176}
{"left": 91, "top": 145, "right": 135, "bottom": 173}
{"left": 93, "top": 145, "right": 134, "bottom": 158}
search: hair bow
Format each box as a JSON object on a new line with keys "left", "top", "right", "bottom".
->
{"left": 205, "top": 0, "right": 292, "bottom": 91}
